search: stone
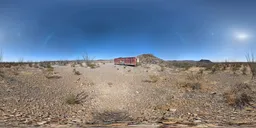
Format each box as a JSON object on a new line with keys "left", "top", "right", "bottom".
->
{"left": 168, "top": 108, "right": 177, "bottom": 112}
{"left": 194, "top": 120, "right": 202, "bottom": 123}
{"left": 37, "top": 121, "right": 48, "bottom": 125}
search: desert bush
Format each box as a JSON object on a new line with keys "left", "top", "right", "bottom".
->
{"left": 108, "top": 82, "right": 113, "bottom": 86}
{"left": 87, "top": 63, "right": 96, "bottom": 69}
{"left": 82, "top": 52, "right": 96, "bottom": 68}
{"left": 0, "top": 70, "right": 4, "bottom": 78}
{"left": 18, "top": 57, "right": 24, "bottom": 62}
{"left": 159, "top": 65, "right": 165, "bottom": 72}
{"left": 205, "top": 63, "right": 214, "bottom": 71}
{"left": 186, "top": 71, "right": 203, "bottom": 81}
{"left": 28, "top": 63, "right": 33, "bottom": 67}
{"left": 45, "top": 74, "right": 61, "bottom": 79}
{"left": 210, "top": 66, "right": 217, "bottom": 74}
{"left": 173, "top": 62, "right": 194, "bottom": 70}
{"left": 65, "top": 91, "right": 88, "bottom": 105}
{"left": 242, "top": 66, "right": 247, "bottom": 75}
{"left": 73, "top": 69, "right": 81, "bottom": 75}
{"left": 142, "top": 75, "right": 159, "bottom": 83}
{"left": 231, "top": 65, "right": 240, "bottom": 74}
{"left": 223, "top": 83, "right": 255, "bottom": 109}
{"left": 34, "top": 64, "right": 39, "bottom": 68}
{"left": 183, "top": 82, "right": 202, "bottom": 90}
{"left": 198, "top": 69, "right": 204, "bottom": 75}
{"left": 246, "top": 53, "right": 256, "bottom": 79}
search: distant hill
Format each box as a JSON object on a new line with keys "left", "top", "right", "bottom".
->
{"left": 137, "top": 54, "right": 165, "bottom": 65}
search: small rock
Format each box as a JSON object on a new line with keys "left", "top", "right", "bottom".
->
{"left": 136, "top": 91, "right": 139, "bottom": 94}
{"left": 196, "top": 124, "right": 209, "bottom": 127}
{"left": 37, "top": 121, "right": 48, "bottom": 125}
{"left": 162, "top": 121, "right": 177, "bottom": 124}
{"left": 72, "top": 119, "right": 82, "bottom": 123}
{"left": 194, "top": 120, "right": 202, "bottom": 123}
{"left": 168, "top": 108, "right": 177, "bottom": 112}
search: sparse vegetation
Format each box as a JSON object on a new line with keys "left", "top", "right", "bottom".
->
{"left": 82, "top": 52, "right": 96, "bottom": 69}
{"left": 172, "top": 62, "right": 194, "bottom": 70}
{"left": 45, "top": 74, "right": 62, "bottom": 79}
{"left": 224, "top": 83, "right": 255, "bottom": 109}
{"left": 246, "top": 53, "right": 256, "bottom": 79}
{"left": 242, "top": 66, "right": 247, "bottom": 75}
{"left": 142, "top": 75, "right": 159, "bottom": 83}
{"left": 186, "top": 71, "right": 203, "bottom": 81}
{"left": 73, "top": 68, "right": 81, "bottom": 75}
{"left": 65, "top": 91, "right": 88, "bottom": 105}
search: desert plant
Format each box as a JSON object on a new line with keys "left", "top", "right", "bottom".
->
{"left": 210, "top": 66, "right": 217, "bottom": 74}
{"left": 198, "top": 69, "right": 204, "bottom": 75}
{"left": 173, "top": 62, "right": 194, "bottom": 70}
{"left": 73, "top": 69, "right": 81, "bottom": 75}
{"left": 18, "top": 57, "right": 24, "bottom": 63}
{"left": 246, "top": 53, "right": 256, "bottom": 79}
{"left": 186, "top": 71, "right": 203, "bottom": 81}
{"left": 223, "top": 83, "right": 254, "bottom": 109}
{"left": 82, "top": 52, "right": 96, "bottom": 68}
{"left": 242, "top": 66, "right": 247, "bottom": 75}
{"left": 231, "top": 65, "right": 239, "bottom": 74}
{"left": 65, "top": 91, "right": 88, "bottom": 105}
{"left": 184, "top": 82, "right": 202, "bottom": 90}
{"left": 28, "top": 63, "right": 33, "bottom": 67}
{"left": 142, "top": 75, "right": 159, "bottom": 83}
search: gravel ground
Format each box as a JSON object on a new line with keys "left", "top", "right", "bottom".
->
{"left": 0, "top": 62, "right": 256, "bottom": 127}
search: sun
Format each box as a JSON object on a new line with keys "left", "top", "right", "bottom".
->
{"left": 236, "top": 33, "right": 248, "bottom": 40}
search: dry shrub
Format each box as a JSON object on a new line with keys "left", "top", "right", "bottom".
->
{"left": 142, "top": 75, "right": 159, "bottom": 83}
{"left": 186, "top": 72, "right": 203, "bottom": 81}
{"left": 242, "top": 66, "right": 247, "bottom": 75}
{"left": 45, "top": 74, "right": 62, "bottom": 79}
{"left": 246, "top": 53, "right": 256, "bottom": 79}
{"left": 0, "top": 70, "right": 4, "bottom": 78}
{"left": 34, "top": 64, "right": 39, "bottom": 68}
{"left": 223, "top": 83, "right": 255, "bottom": 109}
{"left": 231, "top": 64, "right": 240, "bottom": 74}
{"left": 65, "top": 91, "right": 88, "bottom": 105}
{"left": 108, "top": 82, "right": 113, "bottom": 86}
{"left": 28, "top": 63, "right": 33, "bottom": 67}
{"left": 73, "top": 69, "right": 81, "bottom": 75}
{"left": 172, "top": 62, "right": 194, "bottom": 70}
{"left": 183, "top": 82, "right": 202, "bottom": 90}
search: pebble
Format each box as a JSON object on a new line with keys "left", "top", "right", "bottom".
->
{"left": 37, "top": 121, "right": 48, "bottom": 125}
{"left": 194, "top": 120, "right": 202, "bottom": 123}
{"left": 168, "top": 108, "right": 177, "bottom": 112}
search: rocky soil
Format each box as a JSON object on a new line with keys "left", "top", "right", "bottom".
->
{"left": 0, "top": 62, "right": 256, "bottom": 128}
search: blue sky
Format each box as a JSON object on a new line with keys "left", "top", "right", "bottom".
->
{"left": 0, "top": 0, "right": 256, "bottom": 62}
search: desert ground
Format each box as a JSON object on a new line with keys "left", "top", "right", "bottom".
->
{"left": 0, "top": 54, "right": 256, "bottom": 128}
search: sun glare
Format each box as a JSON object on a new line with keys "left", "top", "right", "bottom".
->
{"left": 236, "top": 33, "right": 248, "bottom": 40}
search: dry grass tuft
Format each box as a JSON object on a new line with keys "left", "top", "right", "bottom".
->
{"left": 65, "top": 91, "right": 88, "bottom": 105}
{"left": 246, "top": 53, "right": 256, "bottom": 79}
{"left": 73, "top": 69, "right": 81, "bottom": 75}
{"left": 45, "top": 73, "right": 62, "bottom": 79}
{"left": 186, "top": 72, "right": 203, "bottom": 81}
{"left": 223, "top": 83, "right": 255, "bottom": 109}
{"left": 242, "top": 66, "right": 247, "bottom": 75}
{"left": 142, "top": 75, "right": 159, "bottom": 83}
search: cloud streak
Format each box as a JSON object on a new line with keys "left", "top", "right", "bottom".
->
{"left": 43, "top": 32, "right": 54, "bottom": 46}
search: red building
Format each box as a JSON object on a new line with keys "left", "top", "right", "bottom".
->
{"left": 114, "top": 57, "right": 137, "bottom": 66}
